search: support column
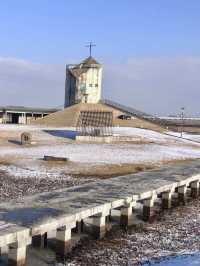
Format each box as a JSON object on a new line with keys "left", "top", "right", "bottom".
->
{"left": 56, "top": 226, "right": 71, "bottom": 261}
{"left": 47, "top": 229, "right": 56, "bottom": 239}
{"left": 178, "top": 185, "right": 187, "bottom": 205}
{"left": 162, "top": 191, "right": 172, "bottom": 209}
{"left": 143, "top": 197, "right": 155, "bottom": 222}
{"left": 8, "top": 243, "right": 27, "bottom": 266}
{"left": 3, "top": 111, "right": 7, "bottom": 123}
{"left": 91, "top": 214, "right": 106, "bottom": 239}
{"left": 24, "top": 113, "right": 27, "bottom": 124}
{"left": 120, "top": 202, "right": 135, "bottom": 228}
{"left": 74, "top": 220, "right": 84, "bottom": 234}
{"left": 32, "top": 233, "right": 47, "bottom": 248}
{"left": 190, "top": 181, "right": 199, "bottom": 198}
{"left": 0, "top": 245, "right": 8, "bottom": 262}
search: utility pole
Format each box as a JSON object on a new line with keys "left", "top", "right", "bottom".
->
{"left": 180, "top": 107, "right": 185, "bottom": 138}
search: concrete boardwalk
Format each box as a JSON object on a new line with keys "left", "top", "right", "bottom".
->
{"left": 1, "top": 159, "right": 200, "bottom": 265}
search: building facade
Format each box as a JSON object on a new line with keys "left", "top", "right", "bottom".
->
{"left": 0, "top": 106, "right": 59, "bottom": 124}
{"left": 64, "top": 56, "right": 102, "bottom": 107}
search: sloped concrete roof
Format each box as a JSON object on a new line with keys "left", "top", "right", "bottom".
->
{"left": 81, "top": 56, "right": 101, "bottom": 66}
{"left": 69, "top": 56, "right": 101, "bottom": 78}
{"left": 32, "top": 103, "right": 117, "bottom": 127}
{"left": 32, "top": 100, "right": 163, "bottom": 132}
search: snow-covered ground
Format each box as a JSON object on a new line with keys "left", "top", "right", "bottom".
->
{"left": 1, "top": 126, "right": 200, "bottom": 266}
{"left": 0, "top": 124, "right": 200, "bottom": 143}
{"left": 113, "top": 127, "right": 170, "bottom": 142}
{"left": 114, "top": 127, "right": 200, "bottom": 143}
{"left": 1, "top": 142, "right": 200, "bottom": 165}
{"left": 1, "top": 125, "right": 200, "bottom": 179}
{"left": 0, "top": 142, "right": 200, "bottom": 179}
{"left": 168, "top": 131, "right": 200, "bottom": 142}
{"left": 0, "top": 124, "right": 74, "bottom": 131}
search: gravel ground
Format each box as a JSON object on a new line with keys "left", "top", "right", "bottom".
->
{"left": 66, "top": 198, "right": 200, "bottom": 266}
{"left": 0, "top": 171, "right": 97, "bottom": 200}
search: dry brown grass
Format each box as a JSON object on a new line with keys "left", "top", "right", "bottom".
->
{"left": 67, "top": 158, "right": 196, "bottom": 179}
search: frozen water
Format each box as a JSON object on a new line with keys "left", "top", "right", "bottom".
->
{"left": 143, "top": 254, "right": 200, "bottom": 266}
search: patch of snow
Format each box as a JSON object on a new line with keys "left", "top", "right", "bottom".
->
{"left": 0, "top": 124, "right": 74, "bottom": 131}
{"left": 113, "top": 127, "right": 167, "bottom": 141}
{"left": 169, "top": 132, "right": 200, "bottom": 142}
{"left": 0, "top": 164, "right": 70, "bottom": 179}
{"left": 113, "top": 127, "right": 199, "bottom": 144}
{"left": 1, "top": 126, "right": 200, "bottom": 179}
{"left": 1, "top": 143, "right": 200, "bottom": 165}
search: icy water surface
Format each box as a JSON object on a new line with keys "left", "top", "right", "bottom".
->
{"left": 143, "top": 254, "right": 200, "bottom": 266}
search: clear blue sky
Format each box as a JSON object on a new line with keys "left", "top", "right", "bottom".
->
{"left": 0, "top": 1, "right": 200, "bottom": 115}
{"left": 0, "top": 0, "right": 200, "bottom": 63}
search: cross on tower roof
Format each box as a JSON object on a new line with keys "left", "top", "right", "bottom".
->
{"left": 85, "top": 42, "right": 96, "bottom": 57}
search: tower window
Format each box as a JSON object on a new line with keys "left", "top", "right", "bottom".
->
{"left": 95, "top": 84, "right": 98, "bottom": 87}
{"left": 83, "top": 94, "right": 88, "bottom": 103}
{"left": 89, "top": 84, "right": 93, "bottom": 87}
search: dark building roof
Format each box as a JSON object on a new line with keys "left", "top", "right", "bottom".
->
{"left": 100, "top": 99, "right": 153, "bottom": 119}
{"left": 0, "top": 106, "right": 60, "bottom": 113}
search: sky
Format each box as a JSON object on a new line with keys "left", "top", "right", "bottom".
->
{"left": 0, "top": 0, "right": 200, "bottom": 116}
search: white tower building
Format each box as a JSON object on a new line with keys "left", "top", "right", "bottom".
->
{"left": 64, "top": 56, "right": 102, "bottom": 108}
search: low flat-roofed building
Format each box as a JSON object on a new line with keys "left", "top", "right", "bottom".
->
{"left": 0, "top": 106, "right": 60, "bottom": 124}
